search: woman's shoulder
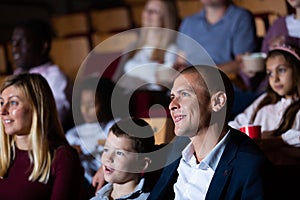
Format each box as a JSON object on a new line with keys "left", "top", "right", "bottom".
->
{"left": 268, "top": 16, "right": 287, "bottom": 30}
{"left": 53, "top": 145, "right": 80, "bottom": 163}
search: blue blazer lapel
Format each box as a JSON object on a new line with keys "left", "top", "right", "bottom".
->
{"left": 205, "top": 129, "right": 238, "bottom": 199}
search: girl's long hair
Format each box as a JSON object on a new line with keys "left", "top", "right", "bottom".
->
{"left": 0, "top": 74, "right": 67, "bottom": 183}
{"left": 250, "top": 49, "right": 300, "bottom": 136}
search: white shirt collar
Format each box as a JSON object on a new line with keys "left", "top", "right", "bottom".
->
{"left": 181, "top": 130, "right": 231, "bottom": 170}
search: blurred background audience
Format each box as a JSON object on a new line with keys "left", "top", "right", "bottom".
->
{"left": 261, "top": 0, "right": 300, "bottom": 52}
{"left": 113, "top": 0, "right": 180, "bottom": 93}
{"left": 10, "top": 19, "right": 72, "bottom": 131}
{"left": 66, "top": 76, "right": 116, "bottom": 185}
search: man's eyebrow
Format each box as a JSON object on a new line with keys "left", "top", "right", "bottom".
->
{"left": 173, "top": 87, "right": 194, "bottom": 94}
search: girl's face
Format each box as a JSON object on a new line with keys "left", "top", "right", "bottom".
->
{"left": 0, "top": 85, "right": 33, "bottom": 136}
{"left": 142, "top": 0, "right": 165, "bottom": 27}
{"left": 80, "top": 89, "right": 100, "bottom": 123}
{"left": 287, "top": 0, "right": 300, "bottom": 8}
{"left": 266, "top": 55, "right": 296, "bottom": 98}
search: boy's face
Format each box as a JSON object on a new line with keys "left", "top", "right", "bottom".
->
{"left": 80, "top": 89, "right": 99, "bottom": 123}
{"left": 101, "top": 131, "right": 142, "bottom": 184}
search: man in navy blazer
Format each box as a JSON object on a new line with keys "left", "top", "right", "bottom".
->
{"left": 147, "top": 65, "right": 273, "bottom": 200}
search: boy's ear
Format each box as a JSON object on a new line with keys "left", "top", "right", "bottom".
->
{"left": 211, "top": 91, "right": 227, "bottom": 112}
{"left": 140, "top": 157, "right": 152, "bottom": 172}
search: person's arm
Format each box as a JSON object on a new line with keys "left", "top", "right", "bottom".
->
{"left": 280, "top": 110, "right": 300, "bottom": 147}
{"left": 281, "top": 129, "right": 300, "bottom": 147}
{"left": 218, "top": 59, "right": 242, "bottom": 76}
{"left": 219, "top": 9, "right": 257, "bottom": 78}
{"left": 231, "top": 10, "right": 257, "bottom": 63}
{"left": 50, "top": 146, "right": 83, "bottom": 200}
{"left": 92, "top": 167, "right": 105, "bottom": 193}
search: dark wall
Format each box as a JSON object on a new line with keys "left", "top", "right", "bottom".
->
{"left": 0, "top": 0, "right": 125, "bottom": 44}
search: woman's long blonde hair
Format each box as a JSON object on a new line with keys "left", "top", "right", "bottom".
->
{"left": 0, "top": 74, "right": 67, "bottom": 183}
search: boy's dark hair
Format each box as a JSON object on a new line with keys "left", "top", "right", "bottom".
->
{"left": 80, "top": 76, "right": 115, "bottom": 123}
{"left": 109, "top": 118, "right": 155, "bottom": 153}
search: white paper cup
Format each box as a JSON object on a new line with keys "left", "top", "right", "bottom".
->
{"left": 242, "top": 52, "right": 267, "bottom": 72}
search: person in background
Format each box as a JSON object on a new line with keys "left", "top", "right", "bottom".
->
{"left": 0, "top": 74, "right": 82, "bottom": 200}
{"left": 147, "top": 65, "right": 272, "bottom": 200}
{"left": 90, "top": 117, "right": 155, "bottom": 200}
{"left": 10, "top": 19, "right": 71, "bottom": 130}
{"left": 229, "top": 45, "right": 300, "bottom": 147}
{"left": 112, "top": 0, "right": 180, "bottom": 92}
{"left": 177, "top": 0, "right": 257, "bottom": 75}
{"left": 176, "top": 0, "right": 261, "bottom": 119}
{"left": 261, "top": 0, "right": 300, "bottom": 53}
{"left": 66, "top": 76, "right": 116, "bottom": 186}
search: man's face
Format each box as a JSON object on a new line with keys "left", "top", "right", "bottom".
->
{"left": 169, "top": 72, "right": 211, "bottom": 137}
{"left": 11, "top": 27, "right": 43, "bottom": 69}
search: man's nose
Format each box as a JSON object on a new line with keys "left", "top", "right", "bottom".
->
{"left": 169, "top": 97, "right": 180, "bottom": 111}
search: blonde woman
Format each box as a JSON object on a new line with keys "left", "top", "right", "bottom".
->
{"left": 0, "top": 74, "right": 83, "bottom": 200}
{"left": 113, "top": 0, "right": 180, "bottom": 92}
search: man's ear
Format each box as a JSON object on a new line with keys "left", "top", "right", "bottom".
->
{"left": 211, "top": 91, "right": 227, "bottom": 112}
{"left": 140, "top": 157, "right": 152, "bottom": 172}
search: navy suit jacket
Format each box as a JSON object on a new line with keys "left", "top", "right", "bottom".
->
{"left": 147, "top": 127, "right": 274, "bottom": 200}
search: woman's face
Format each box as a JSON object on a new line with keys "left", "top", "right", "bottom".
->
{"left": 142, "top": 0, "right": 165, "bottom": 27}
{"left": 0, "top": 85, "right": 33, "bottom": 136}
{"left": 287, "top": 0, "right": 300, "bottom": 9}
{"left": 266, "top": 55, "right": 296, "bottom": 98}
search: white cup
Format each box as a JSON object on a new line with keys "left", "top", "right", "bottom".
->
{"left": 242, "top": 52, "right": 267, "bottom": 73}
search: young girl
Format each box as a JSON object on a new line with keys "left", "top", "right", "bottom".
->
{"left": 229, "top": 45, "right": 300, "bottom": 147}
